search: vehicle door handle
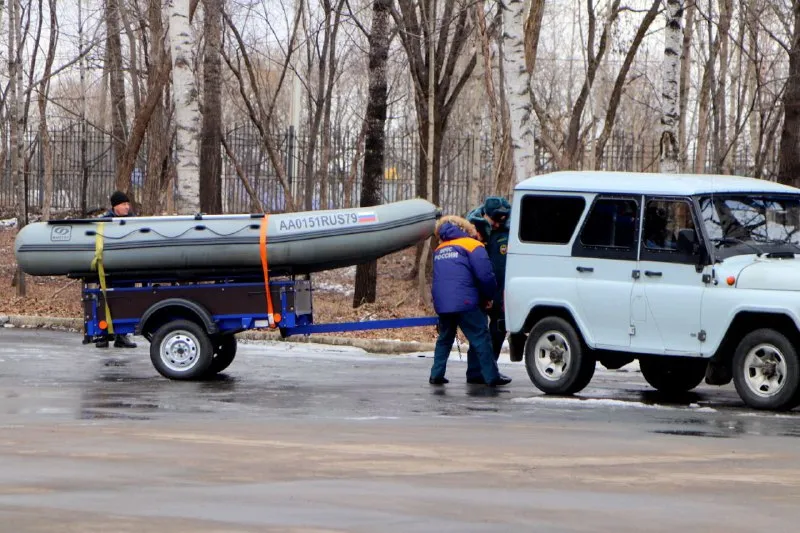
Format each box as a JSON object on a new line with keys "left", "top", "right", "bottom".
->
{"left": 644, "top": 270, "right": 662, "bottom": 277}
{"left": 576, "top": 266, "right": 594, "bottom": 273}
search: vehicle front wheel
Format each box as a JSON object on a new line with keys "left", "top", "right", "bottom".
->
{"left": 732, "top": 329, "right": 800, "bottom": 411}
{"left": 525, "top": 317, "right": 595, "bottom": 395}
{"left": 639, "top": 356, "right": 707, "bottom": 394}
{"left": 150, "top": 320, "right": 213, "bottom": 380}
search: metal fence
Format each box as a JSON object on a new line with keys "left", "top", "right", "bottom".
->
{"left": 0, "top": 122, "right": 780, "bottom": 217}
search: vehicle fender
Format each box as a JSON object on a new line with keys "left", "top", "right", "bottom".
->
{"left": 135, "top": 298, "right": 218, "bottom": 336}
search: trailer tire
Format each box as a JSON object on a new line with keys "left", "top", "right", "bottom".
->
{"left": 206, "top": 335, "right": 237, "bottom": 376}
{"left": 150, "top": 320, "right": 213, "bottom": 380}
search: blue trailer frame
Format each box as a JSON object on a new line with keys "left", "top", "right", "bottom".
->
{"left": 80, "top": 272, "right": 438, "bottom": 379}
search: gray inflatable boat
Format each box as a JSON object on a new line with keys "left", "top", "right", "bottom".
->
{"left": 15, "top": 199, "right": 438, "bottom": 278}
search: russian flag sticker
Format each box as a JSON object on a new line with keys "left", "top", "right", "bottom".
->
{"left": 357, "top": 212, "right": 378, "bottom": 223}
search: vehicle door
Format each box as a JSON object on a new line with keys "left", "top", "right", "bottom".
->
{"left": 572, "top": 195, "right": 641, "bottom": 349}
{"left": 630, "top": 197, "right": 705, "bottom": 355}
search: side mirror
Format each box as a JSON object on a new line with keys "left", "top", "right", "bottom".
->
{"left": 677, "top": 228, "right": 699, "bottom": 255}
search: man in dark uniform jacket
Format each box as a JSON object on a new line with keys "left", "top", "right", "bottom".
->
{"left": 482, "top": 197, "right": 511, "bottom": 361}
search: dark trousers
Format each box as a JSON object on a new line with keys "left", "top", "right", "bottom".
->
{"left": 431, "top": 309, "right": 500, "bottom": 383}
{"left": 488, "top": 304, "right": 507, "bottom": 361}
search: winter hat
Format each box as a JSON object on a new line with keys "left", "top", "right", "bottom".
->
{"left": 110, "top": 191, "right": 130, "bottom": 207}
{"left": 483, "top": 196, "right": 511, "bottom": 222}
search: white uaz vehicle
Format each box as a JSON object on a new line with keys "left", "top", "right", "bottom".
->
{"left": 504, "top": 171, "right": 800, "bottom": 411}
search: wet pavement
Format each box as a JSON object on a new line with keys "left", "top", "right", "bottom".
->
{"left": 2, "top": 328, "right": 800, "bottom": 532}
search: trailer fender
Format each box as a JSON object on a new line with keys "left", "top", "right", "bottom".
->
{"left": 136, "top": 298, "right": 218, "bottom": 337}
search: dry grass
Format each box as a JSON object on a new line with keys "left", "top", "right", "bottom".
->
{"left": 0, "top": 227, "right": 438, "bottom": 342}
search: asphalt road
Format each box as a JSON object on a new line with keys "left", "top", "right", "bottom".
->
{"left": 1, "top": 328, "right": 800, "bottom": 532}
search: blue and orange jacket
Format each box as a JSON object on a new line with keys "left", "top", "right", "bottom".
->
{"left": 431, "top": 217, "right": 497, "bottom": 314}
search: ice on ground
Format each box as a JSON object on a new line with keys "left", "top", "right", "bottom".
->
{"left": 511, "top": 396, "right": 681, "bottom": 410}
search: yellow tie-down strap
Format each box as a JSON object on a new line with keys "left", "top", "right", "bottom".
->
{"left": 90, "top": 222, "right": 114, "bottom": 334}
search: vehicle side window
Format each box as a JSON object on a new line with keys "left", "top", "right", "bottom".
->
{"left": 519, "top": 195, "right": 586, "bottom": 244}
{"left": 573, "top": 197, "right": 639, "bottom": 260}
{"left": 641, "top": 198, "right": 700, "bottom": 263}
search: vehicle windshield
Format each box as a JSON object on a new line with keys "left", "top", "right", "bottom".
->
{"left": 699, "top": 195, "right": 800, "bottom": 257}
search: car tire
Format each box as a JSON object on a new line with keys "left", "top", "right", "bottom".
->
{"left": 150, "top": 320, "right": 213, "bottom": 380}
{"left": 525, "top": 317, "right": 595, "bottom": 394}
{"left": 639, "top": 356, "right": 707, "bottom": 394}
{"left": 732, "top": 328, "right": 800, "bottom": 411}
{"left": 206, "top": 334, "right": 237, "bottom": 376}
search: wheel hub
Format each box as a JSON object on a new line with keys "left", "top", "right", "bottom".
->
{"left": 533, "top": 331, "right": 571, "bottom": 382}
{"left": 161, "top": 332, "right": 199, "bottom": 372}
{"left": 743, "top": 343, "right": 787, "bottom": 398}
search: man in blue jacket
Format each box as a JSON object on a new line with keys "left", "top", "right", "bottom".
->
{"left": 429, "top": 216, "right": 511, "bottom": 387}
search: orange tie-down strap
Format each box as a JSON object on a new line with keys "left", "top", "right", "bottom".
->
{"left": 259, "top": 215, "right": 279, "bottom": 328}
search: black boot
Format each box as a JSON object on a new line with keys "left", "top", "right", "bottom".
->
{"left": 113, "top": 335, "right": 137, "bottom": 348}
{"left": 95, "top": 337, "right": 109, "bottom": 349}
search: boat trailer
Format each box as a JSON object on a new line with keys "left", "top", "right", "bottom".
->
{"left": 78, "top": 270, "right": 438, "bottom": 380}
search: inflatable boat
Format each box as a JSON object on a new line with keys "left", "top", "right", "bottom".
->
{"left": 14, "top": 199, "right": 438, "bottom": 278}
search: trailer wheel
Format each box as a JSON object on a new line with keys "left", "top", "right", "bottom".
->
{"left": 150, "top": 320, "right": 213, "bottom": 380}
{"left": 206, "top": 335, "right": 237, "bottom": 376}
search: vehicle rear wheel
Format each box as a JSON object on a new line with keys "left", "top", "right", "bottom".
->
{"left": 150, "top": 320, "right": 213, "bottom": 380}
{"left": 206, "top": 334, "right": 237, "bottom": 376}
{"left": 525, "top": 317, "right": 595, "bottom": 395}
{"left": 639, "top": 356, "right": 707, "bottom": 394}
{"left": 732, "top": 329, "right": 800, "bottom": 411}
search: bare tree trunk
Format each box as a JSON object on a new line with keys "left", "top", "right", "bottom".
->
{"left": 319, "top": 1, "right": 345, "bottom": 211}
{"left": 199, "top": 0, "right": 222, "bottom": 213}
{"left": 501, "top": 0, "right": 541, "bottom": 182}
{"left": 714, "top": 0, "right": 733, "bottom": 172}
{"left": 79, "top": 0, "right": 89, "bottom": 215}
{"left": 38, "top": 0, "right": 57, "bottom": 221}
{"left": 564, "top": 0, "right": 620, "bottom": 168}
{"left": 142, "top": 0, "right": 168, "bottom": 215}
{"left": 418, "top": 0, "right": 436, "bottom": 307}
{"left": 778, "top": 0, "right": 800, "bottom": 187}
{"left": 678, "top": 1, "right": 695, "bottom": 170}
{"left": 166, "top": 0, "right": 201, "bottom": 214}
{"left": 594, "top": 0, "right": 660, "bottom": 167}
{"left": 353, "top": 0, "right": 390, "bottom": 308}
{"left": 9, "top": 0, "right": 26, "bottom": 295}
{"left": 660, "top": 0, "right": 683, "bottom": 174}
{"left": 106, "top": 0, "right": 129, "bottom": 192}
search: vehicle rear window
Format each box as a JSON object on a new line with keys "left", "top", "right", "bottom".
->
{"left": 580, "top": 198, "right": 638, "bottom": 249}
{"left": 519, "top": 195, "right": 586, "bottom": 244}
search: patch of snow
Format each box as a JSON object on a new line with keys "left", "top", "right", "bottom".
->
{"left": 689, "top": 404, "right": 717, "bottom": 412}
{"left": 313, "top": 282, "right": 354, "bottom": 296}
{"left": 0, "top": 217, "right": 17, "bottom": 228}
{"left": 511, "top": 396, "right": 680, "bottom": 411}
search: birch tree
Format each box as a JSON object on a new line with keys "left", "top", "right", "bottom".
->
{"left": 501, "top": 0, "right": 542, "bottom": 183}
{"left": 9, "top": 0, "right": 26, "bottom": 295}
{"left": 166, "top": 0, "right": 202, "bottom": 214}
{"left": 660, "top": 0, "right": 683, "bottom": 174}
{"left": 353, "top": 0, "right": 391, "bottom": 307}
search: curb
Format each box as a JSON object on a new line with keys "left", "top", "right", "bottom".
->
{"left": 0, "top": 315, "right": 439, "bottom": 355}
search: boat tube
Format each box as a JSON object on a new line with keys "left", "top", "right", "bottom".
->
{"left": 14, "top": 199, "right": 438, "bottom": 277}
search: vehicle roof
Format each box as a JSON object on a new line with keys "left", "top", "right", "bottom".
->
{"left": 515, "top": 171, "right": 800, "bottom": 196}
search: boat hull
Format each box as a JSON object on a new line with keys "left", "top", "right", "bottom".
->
{"left": 14, "top": 199, "right": 437, "bottom": 277}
